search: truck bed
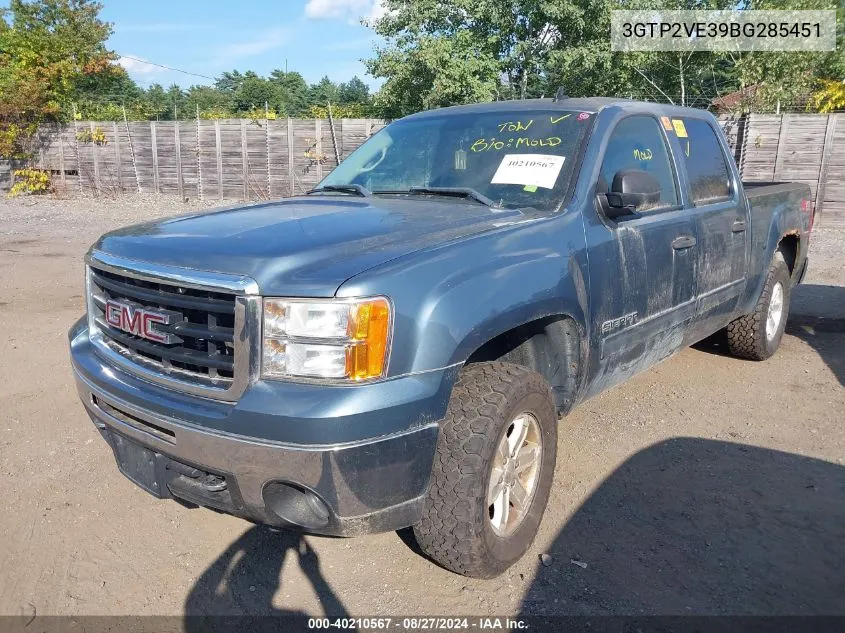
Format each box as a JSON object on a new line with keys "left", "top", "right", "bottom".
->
{"left": 741, "top": 180, "right": 811, "bottom": 299}
{"left": 743, "top": 181, "right": 810, "bottom": 200}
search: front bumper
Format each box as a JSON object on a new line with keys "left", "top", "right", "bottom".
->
{"left": 70, "top": 318, "right": 453, "bottom": 536}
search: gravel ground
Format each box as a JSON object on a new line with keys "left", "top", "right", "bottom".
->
{"left": 0, "top": 193, "right": 231, "bottom": 237}
{"left": 0, "top": 194, "right": 843, "bottom": 618}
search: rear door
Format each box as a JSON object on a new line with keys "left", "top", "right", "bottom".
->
{"left": 673, "top": 116, "right": 750, "bottom": 339}
{"left": 583, "top": 114, "right": 698, "bottom": 397}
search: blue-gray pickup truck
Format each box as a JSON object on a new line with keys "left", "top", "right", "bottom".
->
{"left": 69, "top": 97, "right": 814, "bottom": 578}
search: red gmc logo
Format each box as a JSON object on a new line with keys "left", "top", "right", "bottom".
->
{"left": 104, "top": 300, "right": 182, "bottom": 344}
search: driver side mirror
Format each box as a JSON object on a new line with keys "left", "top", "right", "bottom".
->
{"left": 603, "top": 169, "right": 662, "bottom": 219}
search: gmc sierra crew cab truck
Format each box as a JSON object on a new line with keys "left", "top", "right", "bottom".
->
{"left": 69, "top": 97, "right": 813, "bottom": 578}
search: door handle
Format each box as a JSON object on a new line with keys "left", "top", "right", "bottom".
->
{"left": 671, "top": 234, "right": 697, "bottom": 250}
{"left": 732, "top": 219, "right": 747, "bottom": 233}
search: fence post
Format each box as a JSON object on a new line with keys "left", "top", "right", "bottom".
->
{"left": 315, "top": 119, "right": 323, "bottom": 181}
{"left": 815, "top": 114, "right": 838, "bottom": 219}
{"left": 772, "top": 114, "right": 789, "bottom": 180}
{"left": 736, "top": 114, "right": 748, "bottom": 177}
{"left": 215, "top": 120, "right": 223, "bottom": 200}
{"left": 150, "top": 121, "right": 160, "bottom": 194}
{"left": 72, "top": 108, "right": 83, "bottom": 194}
{"left": 174, "top": 122, "right": 184, "bottom": 200}
{"left": 327, "top": 103, "right": 340, "bottom": 164}
{"left": 90, "top": 122, "right": 101, "bottom": 194}
{"left": 57, "top": 124, "right": 66, "bottom": 187}
{"left": 196, "top": 107, "right": 203, "bottom": 201}
{"left": 287, "top": 118, "right": 294, "bottom": 197}
{"left": 123, "top": 106, "right": 141, "bottom": 193}
{"left": 265, "top": 117, "right": 272, "bottom": 199}
{"left": 241, "top": 119, "right": 249, "bottom": 201}
{"left": 112, "top": 122, "right": 123, "bottom": 192}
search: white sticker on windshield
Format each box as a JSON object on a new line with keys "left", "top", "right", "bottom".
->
{"left": 491, "top": 154, "right": 565, "bottom": 189}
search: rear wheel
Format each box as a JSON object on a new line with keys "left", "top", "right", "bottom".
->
{"left": 413, "top": 362, "right": 557, "bottom": 578}
{"left": 726, "top": 251, "right": 791, "bottom": 361}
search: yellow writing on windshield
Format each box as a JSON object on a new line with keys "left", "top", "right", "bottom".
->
{"left": 633, "top": 148, "right": 653, "bottom": 160}
{"left": 550, "top": 114, "right": 571, "bottom": 124}
{"left": 471, "top": 136, "right": 562, "bottom": 152}
{"left": 497, "top": 120, "right": 534, "bottom": 133}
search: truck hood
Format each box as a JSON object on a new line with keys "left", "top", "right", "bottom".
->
{"left": 93, "top": 195, "right": 527, "bottom": 296}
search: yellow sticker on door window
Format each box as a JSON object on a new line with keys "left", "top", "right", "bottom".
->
{"left": 672, "top": 119, "right": 688, "bottom": 138}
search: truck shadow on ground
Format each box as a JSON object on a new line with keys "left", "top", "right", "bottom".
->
{"left": 183, "top": 526, "right": 348, "bottom": 624}
{"left": 520, "top": 437, "right": 845, "bottom": 615}
{"left": 786, "top": 283, "right": 845, "bottom": 387}
{"left": 694, "top": 283, "right": 845, "bottom": 387}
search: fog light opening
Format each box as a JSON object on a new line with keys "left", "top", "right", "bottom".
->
{"left": 263, "top": 482, "right": 331, "bottom": 529}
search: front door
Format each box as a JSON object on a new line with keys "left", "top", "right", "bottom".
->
{"left": 584, "top": 114, "right": 698, "bottom": 398}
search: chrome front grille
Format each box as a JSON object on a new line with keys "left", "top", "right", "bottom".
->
{"left": 90, "top": 267, "right": 237, "bottom": 379}
{"left": 86, "top": 251, "right": 260, "bottom": 401}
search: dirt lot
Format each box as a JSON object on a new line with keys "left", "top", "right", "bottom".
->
{"left": 1, "top": 195, "right": 843, "bottom": 618}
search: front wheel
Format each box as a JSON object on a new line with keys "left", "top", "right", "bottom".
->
{"left": 726, "top": 250, "right": 792, "bottom": 361}
{"left": 413, "top": 362, "right": 557, "bottom": 578}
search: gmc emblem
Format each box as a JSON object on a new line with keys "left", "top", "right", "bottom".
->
{"left": 104, "top": 299, "right": 183, "bottom": 344}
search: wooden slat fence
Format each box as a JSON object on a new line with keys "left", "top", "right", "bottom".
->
{"left": 22, "top": 113, "right": 845, "bottom": 228}
{"left": 733, "top": 113, "right": 844, "bottom": 228}
{"left": 31, "top": 117, "right": 386, "bottom": 202}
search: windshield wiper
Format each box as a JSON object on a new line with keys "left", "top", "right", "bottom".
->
{"left": 406, "top": 186, "right": 497, "bottom": 208}
{"left": 306, "top": 184, "right": 372, "bottom": 197}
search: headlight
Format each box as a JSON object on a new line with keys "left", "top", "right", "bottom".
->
{"left": 261, "top": 297, "right": 392, "bottom": 381}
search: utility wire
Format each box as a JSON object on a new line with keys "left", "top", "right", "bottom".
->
{"left": 117, "top": 54, "right": 216, "bottom": 82}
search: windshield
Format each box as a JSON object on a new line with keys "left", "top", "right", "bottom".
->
{"left": 318, "top": 109, "right": 593, "bottom": 211}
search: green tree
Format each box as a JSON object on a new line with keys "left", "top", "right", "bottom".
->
{"left": 269, "top": 69, "right": 310, "bottom": 116}
{"left": 367, "top": 0, "right": 565, "bottom": 110}
{"left": 365, "top": 0, "right": 748, "bottom": 112}
{"left": 733, "top": 0, "right": 845, "bottom": 111}
{"left": 73, "top": 64, "right": 143, "bottom": 118}
{"left": 164, "top": 84, "right": 186, "bottom": 119}
{"left": 74, "top": 64, "right": 141, "bottom": 102}
{"left": 544, "top": 0, "right": 743, "bottom": 106}
{"left": 0, "top": 0, "right": 116, "bottom": 156}
{"left": 338, "top": 75, "right": 371, "bottom": 104}
{"left": 144, "top": 83, "right": 168, "bottom": 119}
{"left": 542, "top": 0, "right": 642, "bottom": 99}
{"left": 186, "top": 84, "right": 234, "bottom": 117}
{"left": 233, "top": 74, "right": 278, "bottom": 113}
{"left": 367, "top": 31, "right": 501, "bottom": 113}
{"left": 308, "top": 76, "right": 340, "bottom": 107}
{"left": 215, "top": 69, "right": 245, "bottom": 93}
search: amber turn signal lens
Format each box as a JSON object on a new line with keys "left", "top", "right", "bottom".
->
{"left": 345, "top": 298, "right": 391, "bottom": 380}
{"left": 261, "top": 296, "right": 392, "bottom": 381}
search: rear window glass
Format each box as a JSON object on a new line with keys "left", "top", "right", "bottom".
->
{"left": 679, "top": 118, "right": 732, "bottom": 205}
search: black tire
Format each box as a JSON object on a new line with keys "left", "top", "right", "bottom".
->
{"left": 413, "top": 361, "right": 557, "bottom": 578}
{"left": 726, "top": 251, "right": 792, "bottom": 361}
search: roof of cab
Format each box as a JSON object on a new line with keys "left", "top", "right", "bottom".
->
{"left": 399, "top": 97, "right": 713, "bottom": 121}
{"left": 401, "top": 97, "right": 627, "bottom": 120}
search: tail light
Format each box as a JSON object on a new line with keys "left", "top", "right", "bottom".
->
{"left": 801, "top": 198, "right": 815, "bottom": 233}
